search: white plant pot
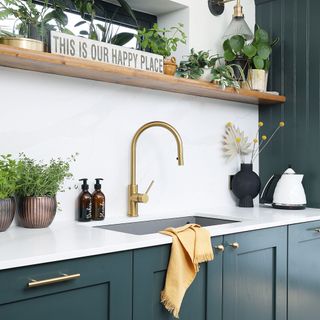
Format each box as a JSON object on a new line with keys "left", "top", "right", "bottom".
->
{"left": 248, "top": 69, "right": 268, "bottom": 92}
{"left": 198, "top": 68, "right": 212, "bottom": 82}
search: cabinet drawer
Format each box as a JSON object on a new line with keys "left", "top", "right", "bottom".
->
{"left": 289, "top": 220, "right": 320, "bottom": 242}
{"left": 0, "top": 250, "right": 131, "bottom": 305}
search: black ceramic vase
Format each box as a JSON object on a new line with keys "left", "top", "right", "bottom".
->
{"left": 231, "top": 163, "right": 261, "bottom": 208}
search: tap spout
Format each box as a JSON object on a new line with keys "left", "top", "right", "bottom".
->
{"left": 130, "top": 121, "right": 184, "bottom": 186}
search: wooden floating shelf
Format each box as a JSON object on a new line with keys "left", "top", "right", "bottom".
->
{"left": 0, "top": 44, "right": 286, "bottom": 105}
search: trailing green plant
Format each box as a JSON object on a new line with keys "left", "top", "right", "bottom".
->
{"left": 71, "top": 0, "right": 138, "bottom": 46}
{"left": 0, "top": 154, "right": 19, "bottom": 199}
{"left": 211, "top": 63, "right": 246, "bottom": 90}
{"left": 176, "top": 48, "right": 221, "bottom": 80}
{"left": 223, "top": 24, "right": 279, "bottom": 71}
{"left": 16, "top": 153, "right": 77, "bottom": 198}
{"left": 136, "top": 23, "right": 186, "bottom": 57}
{"left": 0, "top": 0, "right": 69, "bottom": 42}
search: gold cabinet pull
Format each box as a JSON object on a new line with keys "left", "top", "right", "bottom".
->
{"left": 214, "top": 244, "right": 225, "bottom": 253}
{"left": 28, "top": 273, "right": 80, "bottom": 288}
{"left": 230, "top": 242, "right": 240, "bottom": 249}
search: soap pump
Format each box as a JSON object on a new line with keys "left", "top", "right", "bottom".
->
{"left": 79, "top": 178, "right": 92, "bottom": 222}
{"left": 92, "top": 178, "right": 105, "bottom": 221}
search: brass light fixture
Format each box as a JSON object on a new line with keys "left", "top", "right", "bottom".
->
{"left": 208, "top": 0, "right": 253, "bottom": 41}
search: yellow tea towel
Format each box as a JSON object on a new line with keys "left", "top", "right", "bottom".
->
{"left": 160, "top": 224, "right": 214, "bottom": 318}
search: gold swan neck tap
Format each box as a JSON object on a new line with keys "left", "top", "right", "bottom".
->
{"left": 128, "top": 121, "right": 184, "bottom": 217}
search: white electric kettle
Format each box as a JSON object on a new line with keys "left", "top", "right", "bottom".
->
{"left": 272, "top": 166, "right": 306, "bottom": 209}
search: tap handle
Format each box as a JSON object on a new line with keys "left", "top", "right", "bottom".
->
{"left": 145, "top": 180, "right": 155, "bottom": 195}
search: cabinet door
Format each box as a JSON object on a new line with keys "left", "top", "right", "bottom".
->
{"left": 288, "top": 221, "right": 320, "bottom": 320}
{"left": 223, "top": 227, "right": 287, "bottom": 320}
{"left": 0, "top": 251, "right": 132, "bottom": 320}
{"left": 133, "top": 237, "right": 223, "bottom": 320}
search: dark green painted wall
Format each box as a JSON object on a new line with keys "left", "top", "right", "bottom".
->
{"left": 256, "top": 0, "right": 320, "bottom": 207}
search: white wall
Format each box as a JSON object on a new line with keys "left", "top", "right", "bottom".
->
{"left": 0, "top": 0, "right": 257, "bottom": 223}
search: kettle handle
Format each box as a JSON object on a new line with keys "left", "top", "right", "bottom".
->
{"left": 260, "top": 175, "right": 275, "bottom": 204}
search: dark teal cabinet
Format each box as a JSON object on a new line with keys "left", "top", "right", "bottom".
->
{"left": 133, "top": 237, "right": 224, "bottom": 320}
{"left": 223, "top": 227, "right": 287, "bottom": 320}
{"left": 288, "top": 221, "right": 320, "bottom": 320}
{"left": 0, "top": 251, "right": 132, "bottom": 320}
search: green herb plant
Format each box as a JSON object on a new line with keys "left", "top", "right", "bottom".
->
{"left": 211, "top": 63, "right": 246, "bottom": 90}
{"left": 0, "top": 0, "right": 69, "bottom": 41}
{"left": 0, "top": 154, "right": 18, "bottom": 200}
{"left": 223, "top": 24, "right": 279, "bottom": 71}
{"left": 136, "top": 23, "right": 186, "bottom": 58}
{"left": 72, "top": 0, "right": 138, "bottom": 46}
{"left": 176, "top": 49, "right": 221, "bottom": 80}
{"left": 16, "top": 153, "right": 77, "bottom": 198}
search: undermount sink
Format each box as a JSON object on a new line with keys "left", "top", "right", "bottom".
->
{"left": 96, "top": 216, "right": 239, "bottom": 235}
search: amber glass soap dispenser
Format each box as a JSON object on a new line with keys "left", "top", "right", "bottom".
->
{"left": 92, "top": 178, "right": 105, "bottom": 221}
{"left": 79, "top": 178, "right": 92, "bottom": 222}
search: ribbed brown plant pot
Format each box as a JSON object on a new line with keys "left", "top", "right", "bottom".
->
{"left": 0, "top": 198, "right": 16, "bottom": 232}
{"left": 19, "top": 196, "right": 57, "bottom": 228}
{"left": 164, "top": 57, "right": 177, "bottom": 76}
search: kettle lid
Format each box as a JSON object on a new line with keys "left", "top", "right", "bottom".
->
{"left": 283, "top": 164, "right": 296, "bottom": 175}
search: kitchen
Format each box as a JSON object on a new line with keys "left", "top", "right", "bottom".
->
{"left": 0, "top": 0, "right": 318, "bottom": 319}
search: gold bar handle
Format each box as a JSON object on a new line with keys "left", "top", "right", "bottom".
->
{"left": 28, "top": 273, "right": 80, "bottom": 288}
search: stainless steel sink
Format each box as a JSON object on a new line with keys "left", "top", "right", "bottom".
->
{"left": 96, "top": 216, "right": 239, "bottom": 235}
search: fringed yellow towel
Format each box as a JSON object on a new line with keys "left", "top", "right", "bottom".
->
{"left": 160, "top": 224, "right": 214, "bottom": 318}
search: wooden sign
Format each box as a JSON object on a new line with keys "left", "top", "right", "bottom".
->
{"left": 50, "top": 31, "right": 164, "bottom": 74}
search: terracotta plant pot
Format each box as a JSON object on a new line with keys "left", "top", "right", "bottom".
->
{"left": 0, "top": 198, "right": 16, "bottom": 232}
{"left": 19, "top": 196, "right": 57, "bottom": 228}
{"left": 164, "top": 57, "right": 177, "bottom": 76}
{"left": 248, "top": 69, "right": 268, "bottom": 92}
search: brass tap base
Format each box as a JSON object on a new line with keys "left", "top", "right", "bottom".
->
{"left": 128, "top": 185, "right": 139, "bottom": 217}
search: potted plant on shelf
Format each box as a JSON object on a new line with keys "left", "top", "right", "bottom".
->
{"left": 211, "top": 62, "right": 246, "bottom": 90}
{"left": 0, "top": 154, "right": 18, "bottom": 232}
{"left": 16, "top": 153, "right": 76, "bottom": 228}
{"left": 136, "top": 23, "right": 187, "bottom": 76}
{"left": 223, "top": 25, "right": 279, "bottom": 91}
{"left": 176, "top": 49, "right": 220, "bottom": 82}
{"left": 246, "top": 25, "right": 279, "bottom": 91}
{"left": 0, "top": 0, "right": 68, "bottom": 51}
{"left": 223, "top": 121, "right": 285, "bottom": 207}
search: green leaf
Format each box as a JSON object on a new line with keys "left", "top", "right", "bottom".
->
{"left": 224, "top": 49, "right": 236, "bottom": 62}
{"left": 74, "top": 20, "right": 87, "bottom": 27}
{"left": 115, "top": 0, "right": 138, "bottom": 27}
{"left": 110, "top": 32, "right": 134, "bottom": 46}
{"left": 223, "top": 39, "right": 231, "bottom": 51}
{"left": 229, "top": 35, "right": 245, "bottom": 53}
{"left": 96, "top": 23, "right": 106, "bottom": 33}
{"left": 255, "top": 28, "right": 269, "bottom": 43}
{"left": 242, "top": 44, "right": 257, "bottom": 58}
{"left": 253, "top": 56, "right": 265, "bottom": 69}
{"left": 257, "top": 44, "right": 271, "bottom": 59}
{"left": 0, "top": 9, "right": 11, "bottom": 20}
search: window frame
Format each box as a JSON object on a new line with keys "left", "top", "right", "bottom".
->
{"left": 34, "top": 0, "right": 157, "bottom": 30}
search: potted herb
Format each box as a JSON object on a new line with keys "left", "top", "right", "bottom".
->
{"left": 0, "top": 154, "right": 18, "bottom": 232}
{"left": 136, "top": 23, "right": 187, "bottom": 76}
{"left": 0, "top": 0, "right": 68, "bottom": 51}
{"left": 16, "top": 154, "right": 76, "bottom": 228}
{"left": 177, "top": 49, "right": 220, "bottom": 82}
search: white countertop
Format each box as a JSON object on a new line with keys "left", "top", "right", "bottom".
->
{"left": 1, "top": 205, "right": 320, "bottom": 270}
